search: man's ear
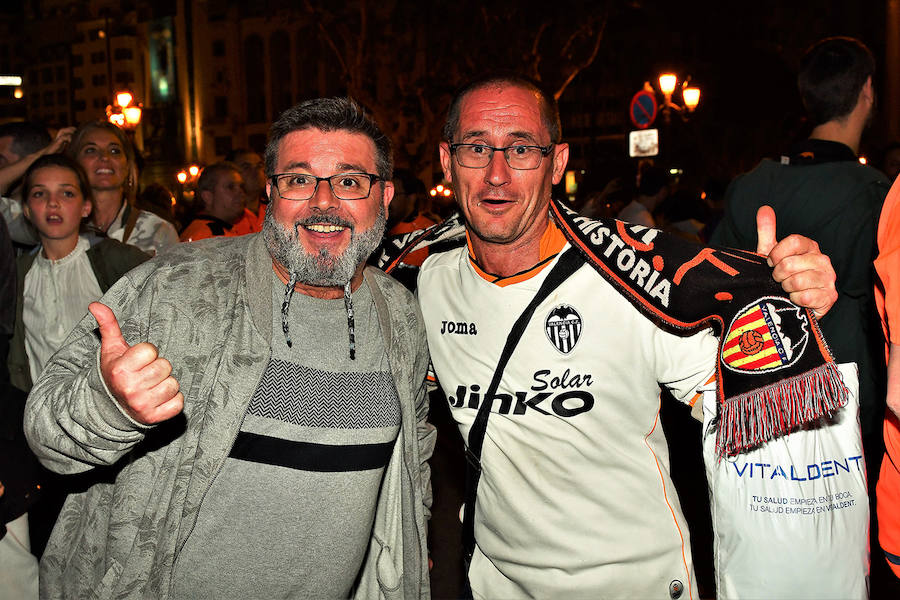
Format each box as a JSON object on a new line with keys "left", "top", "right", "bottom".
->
{"left": 381, "top": 180, "right": 394, "bottom": 212}
{"left": 550, "top": 143, "right": 569, "bottom": 185}
{"left": 864, "top": 76, "right": 874, "bottom": 105}
{"left": 439, "top": 142, "right": 453, "bottom": 183}
{"left": 199, "top": 189, "right": 213, "bottom": 212}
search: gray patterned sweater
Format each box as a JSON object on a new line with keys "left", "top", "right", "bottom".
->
{"left": 24, "top": 233, "right": 434, "bottom": 600}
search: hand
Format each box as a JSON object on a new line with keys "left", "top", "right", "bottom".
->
{"left": 44, "top": 126, "right": 76, "bottom": 155}
{"left": 89, "top": 302, "right": 184, "bottom": 425}
{"left": 756, "top": 205, "right": 837, "bottom": 319}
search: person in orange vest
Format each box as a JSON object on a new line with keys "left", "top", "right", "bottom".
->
{"left": 180, "top": 162, "right": 247, "bottom": 242}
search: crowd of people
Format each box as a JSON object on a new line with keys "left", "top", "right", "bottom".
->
{"left": 2, "top": 34, "right": 900, "bottom": 600}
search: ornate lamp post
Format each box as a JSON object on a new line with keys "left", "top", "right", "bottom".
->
{"left": 106, "top": 90, "right": 143, "bottom": 130}
{"left": 652, "top": 72, "right": 700, "bottom": 123}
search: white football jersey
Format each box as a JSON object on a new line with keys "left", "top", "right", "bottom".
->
{"left": 418, "top": 243, "right": 718, "bottom": 599}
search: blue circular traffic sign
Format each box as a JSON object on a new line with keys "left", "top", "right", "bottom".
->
{"left": 630, "top": 90, "right": 658, "bottom": 129}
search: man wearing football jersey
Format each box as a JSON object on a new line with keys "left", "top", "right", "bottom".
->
{"left": 416, "top": 75, "right": 838, "bottom": 598}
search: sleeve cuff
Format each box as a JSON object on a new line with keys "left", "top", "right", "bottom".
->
{"left": 89, "top": 347, "right": 154, "bottom": 432}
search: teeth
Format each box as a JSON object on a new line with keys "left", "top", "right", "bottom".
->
{"left": 306, "top": 224, "right": 344, "bottom": 233}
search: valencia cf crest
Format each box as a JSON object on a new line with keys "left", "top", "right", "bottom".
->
{"left": 545, "top": 304, "right": 582, "bottom": 354}
{"left": 721, "top": 297, "right": 810, "bottom": 374}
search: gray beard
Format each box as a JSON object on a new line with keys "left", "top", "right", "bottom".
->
{"left": 263, "top": 203, "right": 386, "bottom": 287}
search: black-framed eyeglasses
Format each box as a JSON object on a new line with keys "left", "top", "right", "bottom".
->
{"left": 270, "top": 172, "right": 382, "bottom": 201}
{"left": 449, "top": 143, "right": 554, "bottom": 170}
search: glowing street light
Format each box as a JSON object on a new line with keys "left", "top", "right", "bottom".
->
{"left": 430, "top": 183, "right": 452, "bottom": 198}
{"left": 649, "top": 72, "right": 700, "bottom": 122}
{"left": 682, "top": 87, "right": 701, "bottom": 111}
{"left": 658, "top": 73, "right": 677, "bottom": 98}
{"left": 115, "top": 91, "right": 134, "bottom": 109}
{"left": 107, "top": 90, "right": 142, "bottom": 131}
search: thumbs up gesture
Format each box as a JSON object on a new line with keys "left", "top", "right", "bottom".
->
{"left": 755, "top": 205, "right": 837, "bottom": 319}
{"left": 89, "top": 302, "right": 184, "bottom": 425}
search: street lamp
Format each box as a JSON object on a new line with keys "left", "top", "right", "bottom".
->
{"left": 651, "top": 72, "right": 700, "bottom": 122}
{"left": 106, "top": 90, "right": 142, "bottom": 130}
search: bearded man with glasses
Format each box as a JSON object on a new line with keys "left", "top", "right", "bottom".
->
{"left": 24, "top": 97, "right": 434, "bottom": 599}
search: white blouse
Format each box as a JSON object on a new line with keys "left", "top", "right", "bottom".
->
{"left": 23, "top": 236, "right": 103, "bottom": 382}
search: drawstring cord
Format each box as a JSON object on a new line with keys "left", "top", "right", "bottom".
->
{"left": 280, "top": 273, "right": 357, "bottom": 361}
{"left": 344, "top": 281, "right": 356, "bottom": 360}
{"left": 280, "top": 271, "right": 299, "bottom": 348}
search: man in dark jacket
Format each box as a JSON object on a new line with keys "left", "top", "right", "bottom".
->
{"left": 711, "top": 36, "right": 896, "bottom": 594}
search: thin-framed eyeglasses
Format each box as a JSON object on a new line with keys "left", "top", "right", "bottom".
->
{"left": 270, "top": 172, "right": 382, "bottom": 201}
{"left": 449, "top": 143, "right": 554, "bottom": 170}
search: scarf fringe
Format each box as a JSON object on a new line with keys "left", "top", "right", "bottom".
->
{"left": 715, "top": 361, "right": 849, "bottom": 457}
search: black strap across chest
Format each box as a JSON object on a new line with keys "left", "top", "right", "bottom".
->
{"left": 461, "top": 247, "right": 585, "bottom": 567}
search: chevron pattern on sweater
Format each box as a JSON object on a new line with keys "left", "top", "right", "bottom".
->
{"left": 248, "top": 358, "right": 400, "bottom": 428}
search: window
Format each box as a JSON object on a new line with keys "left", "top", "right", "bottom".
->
{"left": 41, "top": 67, "right": 53, "bottom": 83}
{"left": 56, "top": 66, "right": 65, "bottom": 80}
{"left": 71, "top": 77, "right": 84, "bottom": 90}
{"left": 214, "top": 135, "right": 232, "bottom": 157}
{"left": 30, "top": 95, "right": 40, "bottom": 109}
{"left": 244, "top": 35, "right": 266, "bottom": 124}
{"left": 115, "top": 71, "right": 134, "bottom": 84}
{"left": 91, "top": 51, "right": 106, "bottom": 64}
{"left": 43, "top": 91, "right": 54, "bottom": 106}
{"left": 114, "top": 48, "right": 133, "bottom": 61}
{"left": 214, "top": 95, "right": 227, "bottom": 119}
{"left": 73, "top": 99, "right": 86, "bottom": 111}
{"left": 212, "top": 39, "right": 226, "bottom": 57}
{"left": 71, "top": 55, "right": 83, "bottom": 67}
{"left": 57, "top": 89, "right": 67, "bottom": 104}
{"left": 28, "top": 69, "right": 37, "bottom": 83}
{"left": 269, "top": 31, "right": 291, "bottom": 117}
{"left": 93, "top": 97, "right": 105, "bottom": 109}
{"left": 248, "top": 134, "right": 267, "bottom": 154}
{"left": 92, "top": 74, "right": 107, "bottom": 86}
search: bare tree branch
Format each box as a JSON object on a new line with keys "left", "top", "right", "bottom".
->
{"left": 528, "top": 22, "right": 549, "bottom": 81}
{"left": 553, "top": 10, "right": 608, "bottom": 100}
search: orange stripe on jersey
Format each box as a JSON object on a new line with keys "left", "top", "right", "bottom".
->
{"left": 645, "top": 394, "right": 694, "bottom": 599}
{"left": 688, "top": 374, "right": 717, "bottom": 408}
{"left": 467, "top": 220, "right": 568, "bottom": 287}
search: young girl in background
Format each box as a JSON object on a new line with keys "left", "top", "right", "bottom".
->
{"left": 8, "top": 154, "right": 149, "bottom": 391}
{"left": 3, "top": 155, "right": 149, "bottom": 591}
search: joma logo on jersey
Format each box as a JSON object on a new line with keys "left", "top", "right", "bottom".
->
{"left": 447, "top": 384, "right": 594, "bottom": 417}
{"left": 545, "top": 304, "right": 582, "bottom": 353}
{"left": 440, "top": 320, "right": 478, "bottom": 335}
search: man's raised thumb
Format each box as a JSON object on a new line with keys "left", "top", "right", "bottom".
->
{"left": 89, "top": 302, "right": 129, "bottom": 356}
{"left": 756, "top": 205, "right": 778, "bottom": 258}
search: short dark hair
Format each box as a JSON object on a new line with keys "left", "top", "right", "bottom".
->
{"left": 442, "top": 74, "right": 562, "bottom": 143}
{"left": 197, "top": 161, "right": 242, "bottom": 193}
{"left": 22, "top": 153, "right": 94, "bottom": 207}
{"left": 0, "top": 122, "right": 51, "bottom": 157}
{"left": 265, "top": 97, "right": 392, "bottom": 181}
{"left": 798, "top": 36, "right": 875, "bottom": 126}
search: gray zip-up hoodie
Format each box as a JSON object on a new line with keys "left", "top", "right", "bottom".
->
{"left": 24, "top": 233, "right": 434, "bottom": 599}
